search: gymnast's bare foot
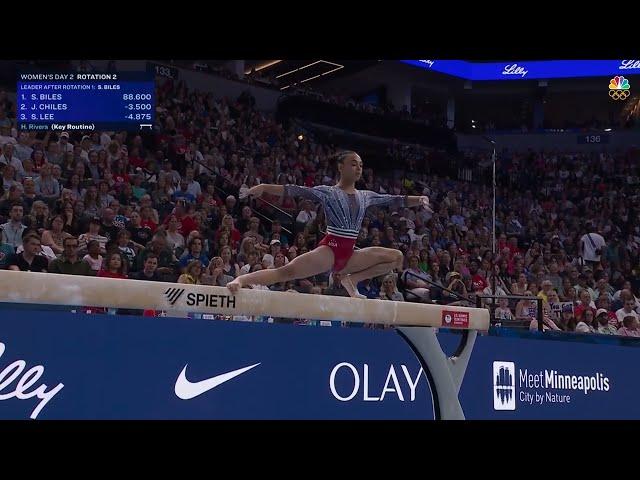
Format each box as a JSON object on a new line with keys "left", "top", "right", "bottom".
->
{"left": 226, "top": 278, "right": 243, "bottom": 294}
{"left": 343, "top": 274, "right": 366, "bottom": 299}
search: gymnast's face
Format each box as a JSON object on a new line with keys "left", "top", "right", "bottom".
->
{"left": 338, "top": 153, "right": 363, "bottom": 183}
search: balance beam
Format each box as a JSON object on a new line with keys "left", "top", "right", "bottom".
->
{"left": 0, "top": 271, "right": 490, "bottom": 330}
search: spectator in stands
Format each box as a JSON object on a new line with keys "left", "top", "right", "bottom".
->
{"left": 130, "top": 254, "right": 164, "bottom": 282}
{"left": 617, "top": 315, "right": 640, "bottom": 337}
{"left": 357, "top": 278, "right": 381, "bottom": 299}
{"left": 580, "top": 223, "right": 606, "bottom": 268}
{"left": 1, "top": 203, "right": 27, "bottom": 250}
{"left": 177, "top": 259, "right": 203, "bottom": 285}
{"left": 243, "top": 217, "right": 264, "bottom": 244}
{"left": 2, "top": 165, "right": 19, "bottom": 192}
{"left": 202, "top": 256, "right": 234, "bottom": 287}
{"left": 163, "top": 215, "right": 185, "bottom": 254}
{"left": 179, "top": 236, "right": 209, "bottom": 272}
{"left": 220, "top": 245, "right": 239, "bottom": 278}
{"left": 98, "top": 251, "right": 128, "bottom": 279}
{"left": 616, "top": 297, "right": 639, "bottom": 326}
{"left": 595, "top": 309, "right": 617, "bottom": 335}
{"left": 402, "top": 254, "right": 431, "bottom": 302}
{"left": 82, "top": 240, "right": 103, "bottom": 273}
{"left": 295, "top": 199, "right": 317, "bottom": 229}
{"left": 34, "top": 164, "right": 60, "bottom": 204}
{"left": 575, "top": 309, "right": 596, "bottom": 333}
{"left": 78, "top": 217, "right": 108, "bottom": 254}
{"left": 0, "top": 232, "right": 15, "bottom": 269}
{"left": 41, "top": 215, "right": 72, "bottom": 255}
{"left": 136, "top": 233, "right": 176, "bottom": 276}
{"left": 380, "top": 273, "right": 404, "bottom": 301}
{"left": 0, "top": 143, "right": 24, "bottom": 177}
{"left": 7, "top": 233, "right": 48, "bottom": 272}
{"left": 494, "top": 297, "right": 515, "bottom": 322}
{"left": 49, "top": 237, "right": 93, "bottom": 276}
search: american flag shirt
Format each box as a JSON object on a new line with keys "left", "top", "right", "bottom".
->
{"left": 285, "top": 185, "right": 407, "bottom": 239}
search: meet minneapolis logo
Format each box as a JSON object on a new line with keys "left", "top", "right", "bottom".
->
{"left": 493, "top": 361, "right": 516, "bottom": 410}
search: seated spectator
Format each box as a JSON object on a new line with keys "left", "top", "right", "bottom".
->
{"left": 49, "top": 237, "right": 93, "bottom": 276}
{"left": 379, "top": 273, "right": 404, "bottom": 301}
{"left": 34, "top": 164, "right": 60, "bottom": 204}
{"left": 515, "top": 291, "right": 538, "bottom": 321}
{"left": 20, "top": 177, "right": 38, "bottom": 212}
{"left": 494, "top": 297, "right": 515, "bottom": 321}
{"left": 220, "top": 245, "right": 239, "bottom": 278}
{"left": 78, "top": 217, "right": 108, "bottom": 255}
{"left": 7, "top": 233, "right": 48, "bottom": 272}
{"left": 595, "top": 308, "right": 617, "bottom": 335}
{"left": 201, "top": 256, "right": 234, "bottom": 287}
{"left": 177, "top": 259, "right": 203, "bottom": 285}
{"left": 136, "top": 233, "right": 177, "bottom": 276}
{"left": 402, "top": 254, "right": 431, "bottom": 302}
{"left": 98, "top": 251, "right": 128, "bottom": 279}
{"left": 295, "top": 199, "right": 317, "bottom": 229}
{"left": 172, "top": 179, "right": 196, "bottom": 205}
{"left": 130, "top": 253, "right": 164, "bottom": 282}
{"left": 25, "top": 200, "right": 50, "bottom": 234}
{"left": 616, "top": 297, "right": 639, "bottom": 325}
{"left": 575, "top": 309, "right": 596, "bottom": 333}
{"left": 163, "top": 214, "right": 185, "bottom": 254}
{"left": 617, "top": 315, "right": 640, "bottom": 337}
{"left": 116, "top": 230, "right": 137, "bottom": 271}
{"left": 242, "top": 217, "right": 265, "bottom": 245}
{"left": 82, "top": 240, "right": 104, "bottom": 273}
{"left": 41, "top": 215, "right": 73, "bottom": 255}
{"left": 357, "top": 278, "right": 380, "bottom": 299}
{"left": 269, "top": 220, "right": 289, "bottom": 247}
{"left": 0, "top": 232, "right": 14, "bottom": 269}
{"left": 1, "top": 203, "right": 27, "bottom": 250}
{"left": 529, "top": 313, "right": 562, "bottom": 332}
{"left": 179, "top": 236, "right": 209, "bottom": 271}
{"left": 127, "top": 210, "right": 153, "bottom": 248}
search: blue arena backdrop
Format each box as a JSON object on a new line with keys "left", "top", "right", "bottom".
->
{"left": 400, "top": 59, "right": 640, "bottom": 81}
{"left": 1, "top": 309, "right": 640, "bottom": 420}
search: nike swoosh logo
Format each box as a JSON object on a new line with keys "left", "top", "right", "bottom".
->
{"left": 174, "top": 363, "right": 261, "bottom": 400}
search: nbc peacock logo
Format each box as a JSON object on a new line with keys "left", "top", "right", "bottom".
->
{"left": 609, "top": 76, "right": 631, "bottom": 100}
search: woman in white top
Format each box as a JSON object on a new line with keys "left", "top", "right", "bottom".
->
{"left": 164, "top": 215, "right": 185, "bottom": 253}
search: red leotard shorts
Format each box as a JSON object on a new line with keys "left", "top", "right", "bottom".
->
{"left": 319, "top": 233, "right": 357, "bottom": 272}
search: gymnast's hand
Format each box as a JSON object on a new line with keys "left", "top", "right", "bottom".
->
{"left": 419, "top": 196, "right": 433, "bottom": 213}
{"left": 240, "top": 185, "right": 265, "bottom": 200}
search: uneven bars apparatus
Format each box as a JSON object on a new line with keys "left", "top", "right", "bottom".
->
{"left": 0, "top": 271, "right": 490, "bottom": 419}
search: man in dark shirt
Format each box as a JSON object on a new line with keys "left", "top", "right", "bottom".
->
{"left": 49, "top": 237, "right": 93, "bottom": 276}
{"left": 7, "top": 234, "right": 49, "bottom": 272}
{"left": 130, "top": 254, "right": 164, "bottom": 282}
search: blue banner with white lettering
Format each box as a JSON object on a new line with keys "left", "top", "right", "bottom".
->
{"left": 1, "top": 309, "right": 640, "bottom": 420}
{"left": 401, "top": 59, "right": 640, "bottom": 80}
{"left": 0, "top": 310, "right": 432, "bottom": 420}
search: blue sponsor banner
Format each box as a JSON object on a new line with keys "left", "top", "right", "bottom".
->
{"left": 401, "top": 59, "right": 640, "bottom": 80}
{"left": 438, "top": 333, "right": 640, "bottom": 419}
{"left": 1, "top": 309, "right": 640, "bottom": 420}
{"left": 0, "top": 310, "right": 432, "bottom": 420}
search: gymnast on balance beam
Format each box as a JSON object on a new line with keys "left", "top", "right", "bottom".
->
{"left": 226, "top": 151, "right": 432, "bottom": 299}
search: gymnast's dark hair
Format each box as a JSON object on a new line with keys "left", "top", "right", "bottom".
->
{"left": 333, "top": 150, "right": 358, "bottom": 166}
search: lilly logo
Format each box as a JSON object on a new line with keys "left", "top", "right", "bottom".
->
{"left": 502, "top": 64, "right": 528, "bottom": 77}
{"left": 619, "top": 60, "right": 640, "bottom": 70}
{"left": 418, "top": 60, "right": 435, "bottom": 68}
